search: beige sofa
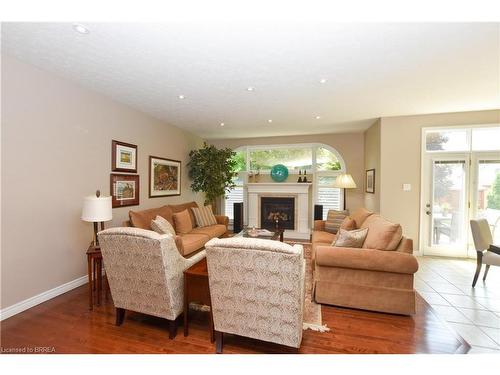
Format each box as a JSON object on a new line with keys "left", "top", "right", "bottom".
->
{"left": 312, "top": 208, "right": 419, "bottom": 315}
{"left": 124, "top": 201, "right": 229, "bottom": 256}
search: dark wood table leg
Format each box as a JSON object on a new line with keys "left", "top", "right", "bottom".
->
{"left": 97, "top": 258, "right": 102, "bottom": 306}
{"left": 87, "top": 254, "right": 93, "bottom": 310}
{"left": 183, "top": 274, "right": 189, "bottom": 336}
{"left": 280, "top": 230, "right": 284, "bottom": 242}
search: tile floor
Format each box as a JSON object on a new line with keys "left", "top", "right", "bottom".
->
{"left": 416, "top": 256, "right": 500, "bottom": 354}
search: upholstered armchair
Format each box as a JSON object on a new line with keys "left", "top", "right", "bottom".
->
{"left": 470, "top": 219, "right": 500, "bottom": 287}
{"left": 98, "top": 227, "right": 206, "bottom": 338}
{"left": 205, "top": 237, "right": 305, "bottom": 353}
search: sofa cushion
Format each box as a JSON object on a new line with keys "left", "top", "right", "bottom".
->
{"left": 151, "top": 215, "right": 176, "bottom": 236}
{"left": 129, "top": 205, "right": 173, "bottom": 230}
{"left": 340, "top": 216, "right": 356, "bottom": 231}
{"left": 179, "top": 233, "right": 210, "bottom": 256}
{"left": 173, "top": 209, "right": 194, "bottom": 234}
{"left": 315, "top": 246, "right": 418, "bottom": 274}
{"left": 191, "top": 204, "right": 217, "bottom": 227}
{"left": 361, "top": 214, "right": 403, "bottom": 250}
{"left": 189, "top": 224, "right": 227, "bottom": 238}
{"left": 312, "top": 230, "right": 336, "bottom": 245}
{"left": 350, "top": 208, "right": 373, "bottom": 228}
{"left": 324, "top": 210, "right": 349, "bottom": 234}
{"left": 333, "top": 228, "right": 368, "bottom": 248}
{"left": 169, "top": 201, "right": 198, "bottom": 228}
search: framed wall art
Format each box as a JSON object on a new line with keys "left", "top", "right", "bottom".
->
{"left": 110, "top": 173, "right": 140, "bottom": 208}
{"left": 112, "top": 140, "right": 137, "bottom": 173}
{"left": 149, "top": 156, "right": 181, "bottom": 197}
{"left": 365, "top": 169, "right": 375, "bottom": 194}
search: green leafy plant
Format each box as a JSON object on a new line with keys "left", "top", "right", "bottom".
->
{"left": 487, "top": 172, "right": 500, "bottom": 210}
{"left": 188, "top": 143, "right": 238, "bottom": 207}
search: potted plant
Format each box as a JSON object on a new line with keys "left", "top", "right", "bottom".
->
{"left": 188, "top": 143, "right": 238, "bottom": 212}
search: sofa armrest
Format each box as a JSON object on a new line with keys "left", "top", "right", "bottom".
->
{"left": 315, "top": 246, "right": 419, "bottom": 274}
{"left": 215, "top": 215, "right": 229, "bottom": 228}
{"left": 314, "top": 220, "right": 326, "bottom": 231}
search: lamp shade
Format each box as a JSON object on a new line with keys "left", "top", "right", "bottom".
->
{"left": 333, "top": 174, "right": 357, "bottom": 189}
{"left": 81, "top": 195, "right": 112, "bottom": 222}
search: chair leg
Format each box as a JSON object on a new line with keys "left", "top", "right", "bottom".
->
{"left": 168, "top": 319, "right": 178, "bottom": 339}
{"left": 115, "top": 308, "right": 126, "bottom": 326}
{"left": 483, "top": 264, "right": 491, "bottom": 281}
{"left": 215, "top": 331, "right": 224, "bottom": 354}
{"left": 472, "top": 252, "right": 483, "bottom": 287}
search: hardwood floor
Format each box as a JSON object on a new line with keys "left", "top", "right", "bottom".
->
{"left": 0, "top": 285, "right": 469, "bottom": 354}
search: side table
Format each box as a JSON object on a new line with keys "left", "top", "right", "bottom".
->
{"left": 86, "top": 244, "right": 107, "bottom": 310}
{"left": 183, "top": 258, "right": 214, "bottom": 342}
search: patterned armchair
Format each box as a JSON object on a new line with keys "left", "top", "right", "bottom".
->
{"left": 205, "top": 237, "right": 305, "bottom": 353}
{"left": 98, "top": 227, "right": 205, "bottom": 339}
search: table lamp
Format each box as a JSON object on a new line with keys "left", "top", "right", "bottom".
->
{"left": 81, "top": 190, "right": 112, "bottom": 247}
{"left": 332, "top": 174, "right": 357, "bottom": 211}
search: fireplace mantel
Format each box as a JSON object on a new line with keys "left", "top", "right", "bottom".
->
{"left": 246, "top": 182, "right": 311, "bottom": 239}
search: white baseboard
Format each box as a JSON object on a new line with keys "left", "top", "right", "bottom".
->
{"left": 0, "top": 275, "right": 88, "bottom": 321}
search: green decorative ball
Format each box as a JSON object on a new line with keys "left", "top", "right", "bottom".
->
{"left": 270, "top": 164, "right": 289, "bottom": 182}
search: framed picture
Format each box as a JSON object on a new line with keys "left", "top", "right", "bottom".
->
{"left": 365, "top": 169, "right": 375, "bottom": 194}
{"left": 112, "top": 140, "right": 137, "bottom": 173}
{"left": 149, "top": 156, "right": 181, "bottom": 197}
{"left": 110, "top": 174, "right": 140, "bottom": 208}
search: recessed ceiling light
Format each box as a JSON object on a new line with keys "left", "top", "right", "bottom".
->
{"left": 247, "top": 87, "right": 254, "bottom": 91}
{"left": 319, "top": 78, "right": 327, "bottom": 84}
{"left": 268, "top": 119, "right": 273, "bottom": 123}
{"left": 315, "top": 115, "right": 321, "bottom": 120}
{"left": 220, "top": 122, "right": 225, "bottom": 127}
{"left": 178, "top": 95, "right": 185, "bottom": 99}
{"left": 72, "top": 24, "right": 90, "bottom": 34}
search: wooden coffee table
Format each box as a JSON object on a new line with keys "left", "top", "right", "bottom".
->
{"left": 233, "top": 228, "right": 284, "bottom": 242}
{"left": 183, "top": 258, "right": 214, "bottom": 342}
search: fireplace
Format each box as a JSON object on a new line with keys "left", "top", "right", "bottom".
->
{"left": 260, "top": 197, "right": 295, "bottom": 230}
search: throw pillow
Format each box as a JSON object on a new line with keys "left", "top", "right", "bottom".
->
{"left": 340, "top": 216, "right": 356, "bottom": 231}
{"left": 191, "top": 204, "right": 217, "bottom": 228}
{"left": 173, "top": 209, "right": 193, "bottom": 234}
{"left": 332, "top": 228, "right": 369, "bottom": 248}
{"left": 151, "top": 215, "right": 176, "bottom": 236}
{"left": 324, "top": 209, "right": 349, "bottom": 234}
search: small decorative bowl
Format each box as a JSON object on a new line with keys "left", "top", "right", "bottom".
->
{"left": 248, "top": 229, "right": 259, "bottom": 237}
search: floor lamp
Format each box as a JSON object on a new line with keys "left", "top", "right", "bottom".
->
{"left": 333, "top": 174, "right": 357, "bottom": 211}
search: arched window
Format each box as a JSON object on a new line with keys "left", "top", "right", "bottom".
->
{"left": 224, "top": 143, "right": 346, "bottom": 222}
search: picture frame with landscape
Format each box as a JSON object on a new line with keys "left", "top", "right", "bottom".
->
{"left": 112, "top": 140, "right": 137, "bottom": 173}
{"left": 110, "top": 173, "right": 140, "bottom": 208}
{"left": 149, "top": 156, "right": 181, "bottom": 197}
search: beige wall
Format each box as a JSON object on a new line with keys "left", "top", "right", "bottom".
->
{"left": 209, "top": 132, "right": 365, "bottom": 212}
{"left": 1, "top": 56, "right": 204, "bottom": 309}
{"left": 363, "top": 119, "right": 381, "bottom": 212}
{"left": 379, "top": 109, "right": 500, "bottom": 251}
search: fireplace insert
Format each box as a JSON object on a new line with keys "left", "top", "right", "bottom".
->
{"left": 260, "top": 197, "right": 295, "bottom": 230}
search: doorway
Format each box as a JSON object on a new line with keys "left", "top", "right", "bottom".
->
{"left": 421, "top": 126, "right": 500, "bottom": 258}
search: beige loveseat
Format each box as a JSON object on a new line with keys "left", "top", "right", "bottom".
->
{"left": 312, "top": 208, "right": 418, "bottom": 315}
{"left": 124, "top": 201, "right": 229, "bottom": 256}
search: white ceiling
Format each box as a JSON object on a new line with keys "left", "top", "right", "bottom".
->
{"left": 2, "top": 22, "right": 499, "bottom": 139}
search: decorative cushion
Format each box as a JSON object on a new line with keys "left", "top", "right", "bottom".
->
{"left": 151, "top": 215, "right": 176, "bottom": 236}
{"left": 332, "top": 228, "right": 369, "bottom": 248}
{"left": 340, "top": 216, "right": 356, "bottom": 231}
{"left": 173, "top": 209, "right": 194, "bottom": 234}
{"left": 168, "top": 201, "right": 198, "bottom": 228}
{"left": 129, "top": 205, "right": 173, "bottom": 230}
{"left": 360, "top": 214, "right": 403, "bottom": 250}
{"left": 350, "top": 208, "right": 374, "bottom": 228}
{"left": 191, "top": 205, "right": 217, "bottom": 227}
{"left": 324, "top": 210, "right": 349, "bottom": 234}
